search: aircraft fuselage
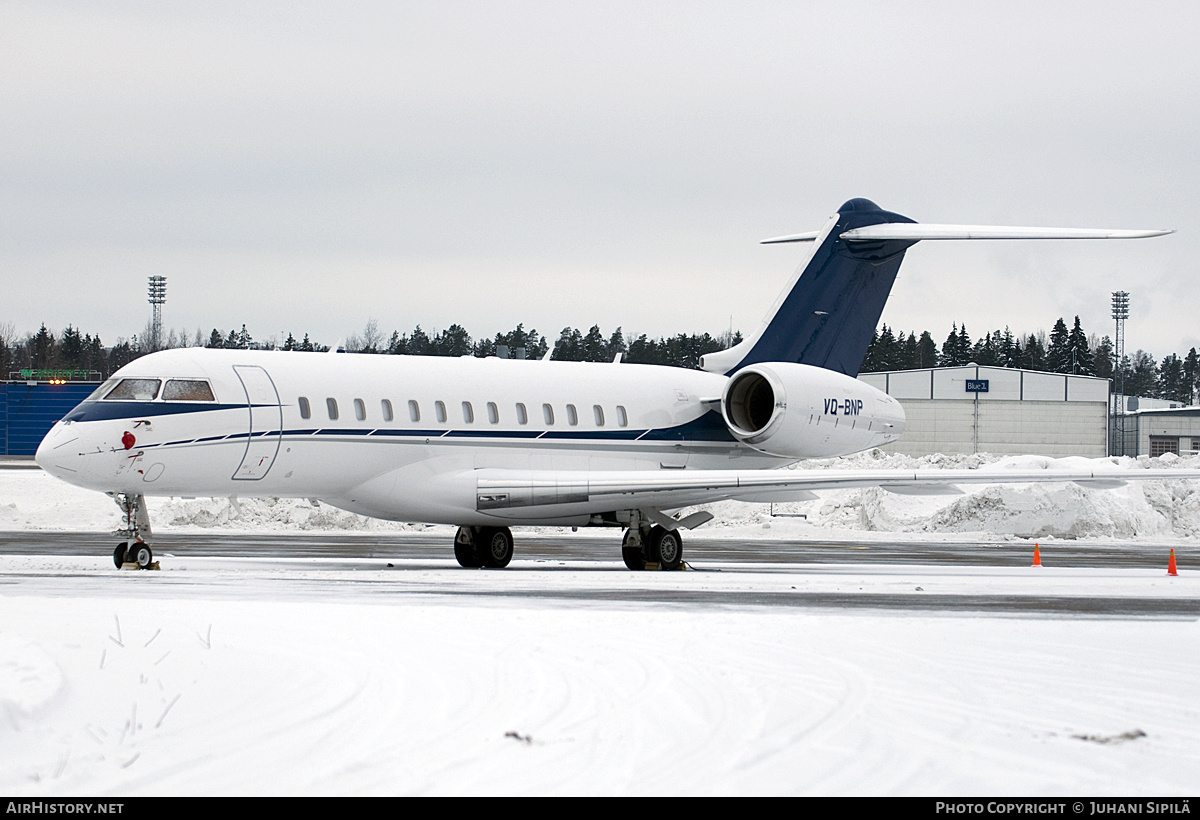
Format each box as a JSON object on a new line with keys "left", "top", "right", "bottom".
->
{"left": 35, "top": 347, "right": 903, "bottom": 526}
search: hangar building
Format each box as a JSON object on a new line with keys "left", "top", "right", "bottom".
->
{"left": 1111, "top": 408, "right": 1200, "bottom": 457}
{"left": 858, "top": 365, "right": 1110, "bottom": 457}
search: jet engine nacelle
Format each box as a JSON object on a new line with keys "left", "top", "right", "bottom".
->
{"left": 720, "top": 362, "right": 905, "bottom": 458}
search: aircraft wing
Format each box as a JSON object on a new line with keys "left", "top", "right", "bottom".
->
{"left": 472, "top": 465, "right": 1198, "bottom": 518}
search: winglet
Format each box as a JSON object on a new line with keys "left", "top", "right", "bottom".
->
{"left": 760, "top": 231, "right": 820, "bottom": 244}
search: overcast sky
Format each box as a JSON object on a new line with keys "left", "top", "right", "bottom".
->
{"left": 2, "top": 1, "right": 1197, "bottom": 359}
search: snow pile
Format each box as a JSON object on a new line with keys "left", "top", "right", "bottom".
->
{"left": 697, "top": 451, "right": 1200, "bottom": 541}
{"left": 156, "top": 496, "right": 417, "bottom": 532}
{"left": 3, "top": 451, "right": 1200, "bottom": 541}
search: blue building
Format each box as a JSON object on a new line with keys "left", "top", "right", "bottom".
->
{"left": 1, "top": 370, "right": 100, "bottom": 456}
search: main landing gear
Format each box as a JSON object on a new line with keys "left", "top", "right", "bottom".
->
{"left": 454, "top": 526, "right": 515, "bottom": 568}
{"left": 110, "top": 492, "right": 157, "bottom": 570}
{"left": 452, "top": 519, "right": 686, "bottom": 571}
{"left": 622, "top": 524, "right": 684, "bottom": 571}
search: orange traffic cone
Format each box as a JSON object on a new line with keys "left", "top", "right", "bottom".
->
{"left": 1032, "top": 543, "right": 1043, "bottom": 567}
{"left": 1168, "top": 549, "right": 1178, "bottom": 577}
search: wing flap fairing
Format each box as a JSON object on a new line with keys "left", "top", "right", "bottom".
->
{"left": 473, "top": 467, "right": 1196, "bottom": 515}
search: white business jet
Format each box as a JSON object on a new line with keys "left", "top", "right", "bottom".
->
{"left": 35, "top": 198, "right": 1180, "bottom": 570}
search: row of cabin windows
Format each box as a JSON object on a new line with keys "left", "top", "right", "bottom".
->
{"left": 297, "top": 397, "right": 629, "bottom": 427}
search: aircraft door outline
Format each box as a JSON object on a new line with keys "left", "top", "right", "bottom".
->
{"left": 232, "top": 365, "right": 282, "bottom": 480}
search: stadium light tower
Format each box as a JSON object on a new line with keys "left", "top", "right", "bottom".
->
{"left": 1111, "top": 290, "right": 1129, "bottom": 455}
{"left": 148, "top": 275, "right": 167, "bottom": 350}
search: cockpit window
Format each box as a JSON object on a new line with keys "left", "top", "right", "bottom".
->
{"left": 162, "top": 379, "right": 216, "bottom": 402}
{"left": 85, "top": 378, "right": 120, "bottom": 403}
{"left": 103, "top": 379, "right": 162, "bottom": 401}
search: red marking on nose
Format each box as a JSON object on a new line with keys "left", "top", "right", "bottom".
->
{"left": 122, "top": 432, "right": 135, "bottom": 450}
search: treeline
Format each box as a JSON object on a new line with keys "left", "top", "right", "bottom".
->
{"left": 862, "top": 316, "right": 1200, "bottom": 404}
{"left": 6, "top": 313, "right": 1198, "bottom": 405}
{"left": 0, "top": 319, "right": 742, "bottom": 378}
{"left": 0, "top": 323, "right": 141, "bottom": 377}
{"left": 253, "top": 320, "right": 743, "bottom": 371}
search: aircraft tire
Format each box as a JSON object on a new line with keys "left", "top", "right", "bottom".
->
{"left": 648, "top": 526, "right": 683, "bottom": 571}
{"left": 479, "top": 526, "right": 514, "bottom": 568}
{"left": 114, "top": 542, "right": 129, "bottom": 569}
{"left": 621, "top": 530, "right": 647, "bottom": 571}
{"left": 454, "top": 527, "right": 483, "bottom": 568}
{"left": 132, "top": 542, "right": 153, "bottom": 569}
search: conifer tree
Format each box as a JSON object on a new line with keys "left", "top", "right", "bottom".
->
{"left": 1065, "top": 316, "right": 1094, "bottom": 375}
{"left": 1184, "top": 348, "right": 1200, "bottom": 405}
{"left": 59, "top": 325, "right": 84, "bottom": 368}
{"left": 1022, "top": 333, "right": 1047, "bottom": 371}
{"left": 916, "top": 331, "right": 938, "bottom": 368}
{"left": 408, "top": 326, "right": 431, "bottom": 356}
{"left": 606, "top": 328, "right": 627, "bottom": 361}
{"left": 581, "top": 325, "right": 607, "bottom": 362}
{"left": 1159, "top": 354, "right": 1188, "bottom": 403}
{"left": 1125, "top": 351, "right": 1158, "bottom": 397}
{"left": 1093, "top": 335, "right": 1114, "bottom": 380}
{"left": 938, "top": 324, "right": 961, "bottom": 367}
{"left": 1046, "top": 318, "right": 1070, "bottom": 373}
{"left": 32, "top": 324, "right": 55, "bottom": 368}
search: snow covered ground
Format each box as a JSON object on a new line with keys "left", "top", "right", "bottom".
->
{"left": 2, "top": 452, "right": 1198, "bottom": 796}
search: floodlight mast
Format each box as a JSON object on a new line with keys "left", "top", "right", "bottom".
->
{"left": 148, "top": 275, "right": 167, "bottom": 351}
{"left": 1111, "top": 290, "right": 1129, "bottom": 455}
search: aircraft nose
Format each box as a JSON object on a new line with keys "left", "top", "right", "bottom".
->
{"left": 35, "top": 422, "right": 82, "bottom": 480}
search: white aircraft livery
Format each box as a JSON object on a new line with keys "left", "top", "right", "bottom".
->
{"left": 35, "top": 198, "right": 1184, "bottom": 570}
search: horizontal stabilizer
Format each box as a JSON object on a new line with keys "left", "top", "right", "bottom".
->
{"left": 838, "top": 224, "right": 1173, "bottom": 241}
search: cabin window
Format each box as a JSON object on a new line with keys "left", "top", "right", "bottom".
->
{"left": 326, "top": 398, "right": 339, "bottom": 420}
{"left": 617, "top": 405, "right": 628, "bottom": 427}
{"left": 435, "top": 401, "right": 447, "bottom": 423}
{"left": 542, "top": 403, "right": 554, "bottom": 425}
{"left": 381, "top": 399, "right": 394, "bottom": 422}
{"left": 354, "top": 398, "right": 367, "bottom": 421}
{"left": 566, "top": 404, "right": 578, "bottom": 426}
{"left": 593, "top": 405, "right": 605, "bottom": 426}
{"left": 299, "top": 397, "right": 311, "bottom": 420}
{"left": 103, "top": 379, "right": 161, "bottom": 401}
{"left": 408, "top": 400, "right": 420, "bottom": 422}
{"left": 515, "top": 403, "right": 528, "bottom": 425}
{"left": 163, "top": 379, "right": 216, "bottom": 402}
{"left": 487, "top": 402, "right": 499, "bottom": 424}
{"left": 462, "top": 401, "right": 474, "bottom": 423}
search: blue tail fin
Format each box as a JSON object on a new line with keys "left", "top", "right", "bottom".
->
{"left": 699, "top": 198, "right": 1170, "bottom": 377}
{"left": 701, "top": 198, "right": 917, "bottom": 377}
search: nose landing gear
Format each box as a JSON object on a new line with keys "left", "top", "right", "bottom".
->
{"left": 110, "top": 493, "right": 158, "bottom": 570}
{"left": 113, "top": 541, "right": 155, "bottom": 569}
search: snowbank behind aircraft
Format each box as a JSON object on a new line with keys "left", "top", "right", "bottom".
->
{"left": 35, "top": 199, "right": 1180, "bottom": 570}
